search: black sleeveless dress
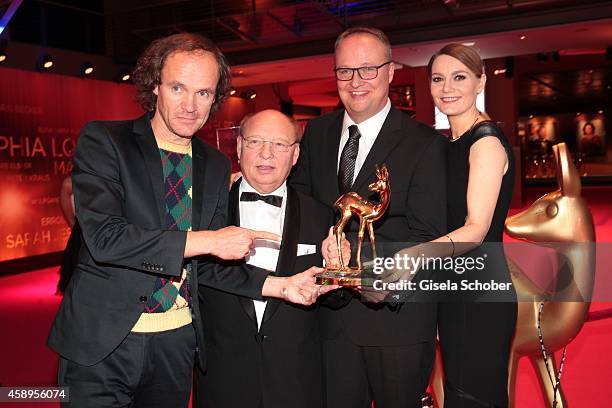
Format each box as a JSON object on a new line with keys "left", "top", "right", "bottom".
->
{"left": 439, "top": 121, "right": 518, "bottom": 408}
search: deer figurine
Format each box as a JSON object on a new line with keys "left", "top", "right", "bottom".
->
{"left": 429, "top": 143, "right": 596, "bottom": 407}
{"left": 504, "top": 142, "right": 596, "bottom": 407}
{"left": 333, "top": 164, "right": 390, "bottom": 271}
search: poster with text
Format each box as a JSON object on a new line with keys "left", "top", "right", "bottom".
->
{"left": 0, "top": 67, "right": 142, "bottom": 262}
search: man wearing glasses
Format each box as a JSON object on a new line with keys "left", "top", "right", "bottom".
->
{"left": 196, "top": 109, "right": 337, "bottom": 408}
{"left": 290, "top": 27, "right": 448, "bottom": 407}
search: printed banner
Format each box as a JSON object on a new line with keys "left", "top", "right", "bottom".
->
{"left": 0, "top": 67, "right": 142, "bottom": 262}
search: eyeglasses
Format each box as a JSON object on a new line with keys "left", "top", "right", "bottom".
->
{"left": 240, "top": 136, "right": 298, "bottom": 152}
{"left": 334, "top": 61, "right": 392, "bottom": 81}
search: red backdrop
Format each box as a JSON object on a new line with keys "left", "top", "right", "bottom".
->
{"left": 0, "top": 67, "right": 143, "bottom": 262}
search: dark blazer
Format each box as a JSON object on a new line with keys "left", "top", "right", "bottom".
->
{"left": 195, "top": 181, "right": 333, "bottom": 408}
{"left": 48, "top": 115, "right": 268, "bottom": 368}
{"left": 290, "top": 107, "right": 448, "bottom": 346}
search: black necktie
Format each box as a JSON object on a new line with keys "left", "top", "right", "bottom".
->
{"left": 240, "top": 191, "right": 283, "bottom": 208}
{"left": 338, "top": 125, "right": 361, "bottom": 194}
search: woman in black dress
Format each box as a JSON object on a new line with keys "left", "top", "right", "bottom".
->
{"left": 426, "top": 44, "right": 517, "bottom": 407}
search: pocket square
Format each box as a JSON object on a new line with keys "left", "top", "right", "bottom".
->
{"left": 297, "top": 243, "right": 316, "bottom": 256}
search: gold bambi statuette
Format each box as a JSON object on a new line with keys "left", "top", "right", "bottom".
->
{"left": 316, "top": 164, "right": 391, "bottom": 286}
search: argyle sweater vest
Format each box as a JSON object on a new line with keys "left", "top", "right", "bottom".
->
{"left": 131, "top": 138, "right": 193, "bottom": 333}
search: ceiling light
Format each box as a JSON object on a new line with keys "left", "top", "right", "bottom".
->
{"left": 80, "top": 62, "right": 94, "bottom": 76}
{"left": 116, "top": 69, "right": 131, "bottom": 82}
{"left": 520, "top": 35, "right": 526, "bottom": 40}
{"left": 0, "top": 39, "right": 7, "bottom": 63}
{"left": 37, "top": 54, "right": 54, "bottom": 71}
{"left": 241, "top": 90, "right": 256, "bottom": 100}
{"left": 229, "top": 88, "right": 237, "bottom": 96}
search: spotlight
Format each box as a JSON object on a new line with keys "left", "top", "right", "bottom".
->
{"left": 0, "top": 39, "right": 7, "bottom": 63}
{"left": 241, "top": 90, "right": 256, "bottom": 100}
{"left": 80, "top": 62, "right": 94, "bottom": 76}
{"left": 37, "top": 53, "right": 54, "bottom": 71}
{"left": 229, "top": 88, "right": 237, "bottom": 96}
{"left": 116, "top": 69, "right": 131, "bottom": 82}
{"left": 520, "top": 35, "right": 526, "bottom": 40}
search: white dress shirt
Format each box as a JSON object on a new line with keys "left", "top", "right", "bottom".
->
{"left": 337, "top": 99, "right": 392, "bottom": 184}
{"left": 238, "top": 179, "right": 287, "bottom": 330}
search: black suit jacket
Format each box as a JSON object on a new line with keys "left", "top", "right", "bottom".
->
{"left": 48, "top": 115, "right": 268, "bottom": 368}
{"left": 290, "top": 107, "right": 448, "bottom": 346}
{"left": 195, "top": 181, "right": 333, "bottom": 408}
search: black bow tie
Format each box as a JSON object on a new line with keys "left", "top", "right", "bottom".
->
{"left": 240, "top": 191, "right": 283, "bottom": 208}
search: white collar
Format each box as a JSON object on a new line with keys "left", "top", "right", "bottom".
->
{"left": 342, "top": 98, "right": 391, "bottom": 137}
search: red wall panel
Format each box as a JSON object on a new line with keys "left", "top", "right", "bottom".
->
{"left": 0, "top": 67, "right": 143, "bottom": 262}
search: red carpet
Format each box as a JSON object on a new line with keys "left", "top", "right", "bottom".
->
{"left": 1, "top": 186, "right": 610, "bottom": 407}
{"left": 0, "top": 267, "right": 60, "bottom": 408}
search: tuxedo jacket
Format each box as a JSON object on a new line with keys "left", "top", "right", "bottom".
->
{"left": 48, "top": 115, "right": 268, "bottom": 368}
{"left": 290, "top": 107, "right": 448, "bottom": 346}
{"left": 195, "top": 181, "right": 333, "bottom": 408}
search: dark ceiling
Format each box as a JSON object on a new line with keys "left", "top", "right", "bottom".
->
{"left": 4, "top": 0, "right": 612, "bottom": 66}
{"left": 3, "top": 0, "right": 611, "bottom": 111}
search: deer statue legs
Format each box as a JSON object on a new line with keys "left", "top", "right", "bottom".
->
{"left": 333, "top": 213, "right": 351, "bottom": 270}
{"left": 333, "top": 216, "right": 377, "bottom": 271}
{"left": 355, "top": 218, "right": 368, "bottom": 271}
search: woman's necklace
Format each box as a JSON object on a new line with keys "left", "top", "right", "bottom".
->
{"left": 450, "top": 111, "right": 481, "bottom": 142}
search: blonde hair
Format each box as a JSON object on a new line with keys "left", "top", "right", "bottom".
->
{"left": 335, "top": 27, "right": 391, "bottom": 61}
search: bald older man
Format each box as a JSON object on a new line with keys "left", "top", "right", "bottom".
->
{"left": 195, "top": 110, "right": 334, "bottom": 408}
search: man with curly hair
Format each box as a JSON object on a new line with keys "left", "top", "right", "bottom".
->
{"left": 48, "top": 33, "right": 329, "bottom": 407}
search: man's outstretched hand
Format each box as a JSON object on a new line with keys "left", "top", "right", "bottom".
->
{"left": 263, "top": 267, "right": 340, "bottom": 306}
{"left": 186, "top": 226, "right": 281, "bottom": 259}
